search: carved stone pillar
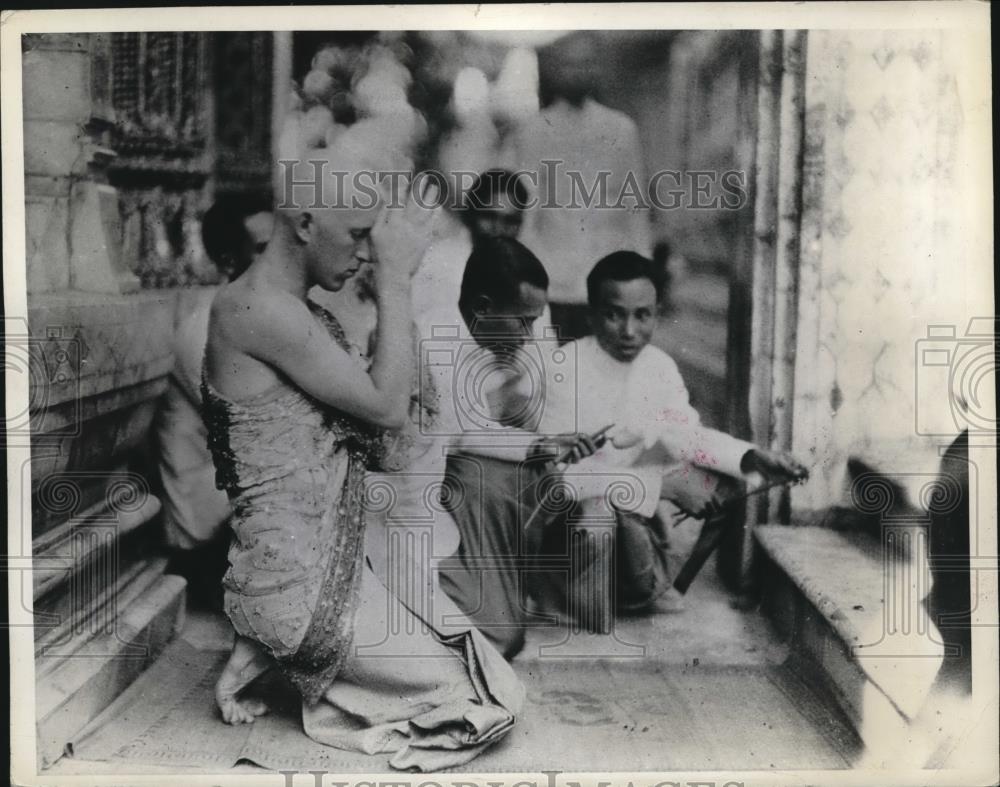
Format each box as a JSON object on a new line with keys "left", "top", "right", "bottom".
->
{"left": 22, "top": 34, "right": 140, "bottom": 295}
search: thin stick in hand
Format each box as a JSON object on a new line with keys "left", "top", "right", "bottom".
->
{"left": 551, "top": 423, "right": 615, "bottom": 466}
{"left": 523, "top": 424, "right": 615, "bottom": 533}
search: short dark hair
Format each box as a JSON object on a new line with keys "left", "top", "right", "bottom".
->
{"left": 459, "top": 236, "right": 549, "bottom": 313}
{"left": 461, "top": 169, "right": 529, "bottom": 227}
{"left": 586, "top": 250, "right": 659, "bottom": 307}
{"left": 201, "top": 192, "right": 272, "bottom": 279}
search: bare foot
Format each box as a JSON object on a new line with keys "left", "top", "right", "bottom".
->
{"left": 216, "top": 635, "right": 272, "bottom": 724}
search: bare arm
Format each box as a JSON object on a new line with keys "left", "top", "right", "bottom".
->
{"left": 220, "top": 181, "right": 436, "bottom": 430}
{"left": 363, "top": 178, "right": 439, "bottom": 426}
{"left": 362, "top": 279, "right": 412, "bottom": 428}
{"left": 231, "top": 292, "right": 410, "bottom": 429}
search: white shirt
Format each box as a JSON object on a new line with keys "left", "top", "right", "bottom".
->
{"left": 418, "top": 299, "right": 612, "bottom": 472}
{"left": 539, "top": 337, "right": 754, "bottom": 517}
{"left": 418, "top": 303, "right": 537, "bottom": 459}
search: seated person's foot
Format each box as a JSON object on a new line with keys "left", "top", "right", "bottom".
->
{"left": 649, "top": 587, "right": 686, "bottom": 614}
{"left": 728, "top": 593, "right": 758, "bottom": 612}
{"left": 215, "top": 635, "right": 272, "bottom": 724}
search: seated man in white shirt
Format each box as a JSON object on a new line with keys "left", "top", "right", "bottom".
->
{"left": 535, "top": 251, "right": 809, "bottom": 627}
{"left": 426, "top": 236, "right": 601, "bottom": 658}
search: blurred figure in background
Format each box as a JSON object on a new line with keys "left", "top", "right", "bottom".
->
{"left": 200, "top": 193, "right": 274, "bottom": 280}
{"left": 413, "top": 168, "right": 552, "bottom": 341}
{"left": 156, "top": 192, "right": 272, "bottom": 607}
{"left": 501, "top": 31, "right": 652, "bottom": 343}
{"left": 436, "top": 66, "right": 500, "bottom": 181}
{"left": 652, "top": 238, "right": 690, "bottom": 316}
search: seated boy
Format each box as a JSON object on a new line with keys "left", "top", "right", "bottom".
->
{"left": 535, "top": 251, "right": 808, "bottom": 625}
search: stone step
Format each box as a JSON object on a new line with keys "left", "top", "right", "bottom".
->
{"left": 35, "top": 557, "right": 168, "bottom": 670}
{"left": 35, "top": 568, "right": 187, "bottom": 770}
{"left": 33, "top": 491, "right": 162, "bottom": 604}
{"left": 755, "top": 525, "right": 944, "bottom": 761}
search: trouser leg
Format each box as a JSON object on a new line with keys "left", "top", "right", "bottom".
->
{"left": 535, "top": 503, "right": 676, "bottom": 624}
{"left": 437, "top": 454, "right": 538, "bottom": 659}
{"left": 166, "top": 528, "right": 230, "bottom": 611}
{"left": 532, "top": 499, "right": 616, "bottom": 633}
{"left": 615, "top": 511, "right": 673, "bottom": 612}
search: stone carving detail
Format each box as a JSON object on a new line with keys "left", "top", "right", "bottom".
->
{"left": 96, "top": 32, "right": 275, "bottom": 287}
{"left": 110, "top": 32, "right": 208, "bottom": 155}
{"left": 105, "top": 33, "right": 217, "bottom": 287}
{"left": 214, "top": 32, "right": 274, "bottom": 195}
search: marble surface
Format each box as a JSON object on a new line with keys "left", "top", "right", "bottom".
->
{"left": 790, "top": 30, "right": 991, "bottom": 510}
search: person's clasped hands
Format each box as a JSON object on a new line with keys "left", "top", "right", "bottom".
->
{"left": 370, "top": 176, "right": 440, "bottom": 281}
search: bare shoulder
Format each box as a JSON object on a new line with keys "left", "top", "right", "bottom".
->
{"left": 210, "top": 281, "right": 313, "bottom": 352}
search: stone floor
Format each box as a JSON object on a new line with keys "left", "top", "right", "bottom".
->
{"left": 51, "top": 519, "right": 863, "bottom": 776}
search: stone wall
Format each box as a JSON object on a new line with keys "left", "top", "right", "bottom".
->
{"left": 22, "top": 34, "right": 133, "bottom": 294}
{"left": 18, "top": 32, "right": 274, "bottom": 768}
{"left": 790, "top": 29, "right": 993, "bottom": 510}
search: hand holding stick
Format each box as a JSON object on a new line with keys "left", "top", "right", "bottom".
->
{"left": 522, "top": 424, "right": 614, "bottom": 532}
{"left": 551, "top": 423, "right": 615, "bottom": 466}
{"left": 671, "top": 475, "right": 807, "bottom": 594}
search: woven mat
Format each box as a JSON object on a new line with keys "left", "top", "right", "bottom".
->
{"left": 67, "top": 636, "right": 859, "bottom": 773}
{"left": 69, "top": 639, "right": 387, "bottom": 772}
